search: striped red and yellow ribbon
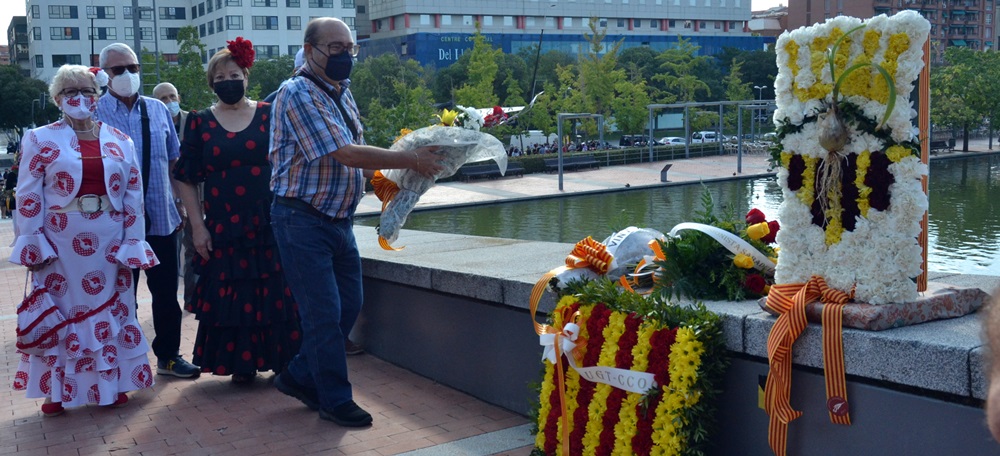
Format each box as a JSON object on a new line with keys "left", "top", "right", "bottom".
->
{"left": 370, "top": 171, "right": 403, "bottom": 251}
{"left": 619, "top": 239, "right": 665, "bottom": 293}
{"left": 763, "top": 276, "right": 852, "bottom": 456}
{"left": 529, "top": 237, "right": 612, "bottom": 456}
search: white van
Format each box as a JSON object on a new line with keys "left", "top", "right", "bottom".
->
{"left": 510, "top": 130, "right": 557, "bottom": 149}
{"left": 691, "top": 131, "right": 719, "bottom": 143}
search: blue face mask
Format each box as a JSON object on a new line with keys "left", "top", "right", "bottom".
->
{"left": 165, "top": 101, "right": 181, "bottom": 116}
{"left": 313, "top": 47, "right": 353, "bottom": 81}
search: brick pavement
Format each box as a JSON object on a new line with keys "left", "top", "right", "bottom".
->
{"left": 0, "top": 216, "right": 533, "bottom": 456}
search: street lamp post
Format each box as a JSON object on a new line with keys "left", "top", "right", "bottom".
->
{"left": 30, "top": 100, "right": 39, "bottom": 129}
{"left": 30, "top": 92, "right": 46, "bottom": 129}
{"left": 528, "top": 3, "right": 557, "bottom": 102}
{"left": 753, "top": 85, "right": 766, "bottom": 140}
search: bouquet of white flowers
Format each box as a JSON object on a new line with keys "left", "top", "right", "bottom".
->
{"left": 373, "top": 106, "right": 507, "bottom": 249}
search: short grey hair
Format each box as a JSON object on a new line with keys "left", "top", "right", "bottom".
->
{"left": 49, "top": 65, "right": 99, "bottom": 102}
{"left": 152, "top": 82, "right": 178, "bottom": 99}
{"left": 99, "top": 43, "right": 138, "bottom": 68}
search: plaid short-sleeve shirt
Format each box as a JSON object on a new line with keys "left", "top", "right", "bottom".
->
{"left": 268, "top": 67, "right": 365, "bottom": 219}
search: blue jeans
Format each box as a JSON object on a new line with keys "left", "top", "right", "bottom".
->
{"left": 271, "top": 202, "right": 362, "bottom": 410}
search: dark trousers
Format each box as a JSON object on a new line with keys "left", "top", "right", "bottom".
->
{"left": 180, "top": 221, "right": 198, "bottom": 308}
{"left": 133, "top": 230, "right": 182, "bottom": 360}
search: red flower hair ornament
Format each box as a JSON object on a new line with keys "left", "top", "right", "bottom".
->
{"left": 88, "top": 67, "right": 109, "bottom": 88}
{"left": 227, "top": 37, "right": 255, "bottom": 69}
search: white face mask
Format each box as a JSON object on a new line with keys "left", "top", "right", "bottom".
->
{"left": 110, "top": 72, "right": 141, "bottom": 97}
{"left": 165, "top": 101, "right": 181, "bottom": 116}
{"left": 60, "top": 95, "right": 96, "bottom": 120}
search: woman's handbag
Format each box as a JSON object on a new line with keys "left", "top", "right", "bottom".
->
{"left": 15, "top": 273, "right": 67, "bottom": 356}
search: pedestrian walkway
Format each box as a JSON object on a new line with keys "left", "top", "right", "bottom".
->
{"left": 356, "top": 151, "right": 776, "bottom": 216}
{"left": 1, "top": 142, "right": 995, "bottom": 455}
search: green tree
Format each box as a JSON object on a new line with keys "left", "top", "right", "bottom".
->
{"left": 943, "top": 48, "right": 1000, "bottom": 150}
{"left": 611, "top": 71, "right": 651, "bottom": 135}
{"left": 502, "top": 71, "right": 526, "bottom": 108}
{"left": 0, "top": 65, "right": 55, "bottom": 130}
{"left": 494, "top": 53, "right": 529, "bottom": 106}
{"left": 516, "top": 47, "right": 574, "bottom": 101}
{"left": 160, "top": 26, "right": 214, "bottom": 111}
{"left": 979, "top": 51, "right": 1000, "bottom": 149}
{"left": 554, "top": 64, "right": 586, "bottom": 126}
{"left": 362, "top": 82, "right": 436, "bottom": 148}
{"left": 454, "top": 28, "right": 501, "bottom": 108}
{"left": 617, "top": 46, "right": 664, "bottom": 102}
{"left": 577, "top": 17, "right": 624, "bottom": 134}
{"left": 352, "top": 53, "right": 428, "bottom": 114}
{"left": 931, "top": 48, "right": 983, "bottom": 151}
{"left": 654, "top": 37, "right": 712, "bottom": 103}
{"left": 430, "top": 58, "right": 468, "bottom": 104}
{"left": 716, "top": 47, "right": 778, "bottom": 99}
{"left": 518, "top": 82, "right": 557, "bottom": 136}
{"left": 723, "top": 59, "right": 753, "bottom": 133}
{"left": 248, "top": 54, "right": 295, "bottom": 100}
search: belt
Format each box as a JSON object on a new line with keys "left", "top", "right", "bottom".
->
{"left": 274, "top": 196, "right": 344, "bottom": 223}
{"left": 50, "top": 194, "right": 112, "bottom": 214}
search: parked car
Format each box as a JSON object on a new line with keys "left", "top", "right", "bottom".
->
{"left": 619, "top": 135, "right": 650, "bottom": 147}
{"left": 658, "top": 137, "right": 686, "bottom": 146}
{"left": 691, "top": 131, "right": 719, "bottom": 143}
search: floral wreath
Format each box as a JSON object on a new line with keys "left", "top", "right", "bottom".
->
{"left": 532, "top": 280, "right": 728, "bottom": 456}
{"left": 648, "top": 191, "right": 779, "bottom": 302}
{"left": 771, "top": 11, "right": 929, "bottom": 304}
{"left": 227, "top": 37, "right": 255, "bottom": 69}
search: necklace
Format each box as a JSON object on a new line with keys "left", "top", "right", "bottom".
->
{"left": 71, "top": 122, "right": 98, "bottom": 136}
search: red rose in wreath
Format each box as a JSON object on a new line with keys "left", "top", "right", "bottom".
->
{"left": 743, "top": 273, "right": 767, "bottom": 294}
{"left": 761, "top": 220, "right": 780, "bottom": 244}
{"left": 746, "top": 208, "right": 766, "bottom": 225}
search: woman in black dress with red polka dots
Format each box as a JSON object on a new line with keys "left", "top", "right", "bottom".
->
{"left": 173, "top": 40, "right": 300, "bottom": 383}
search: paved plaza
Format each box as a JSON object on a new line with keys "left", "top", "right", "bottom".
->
{"left": 1, "top": 142, "right": 995, "bottom": 455}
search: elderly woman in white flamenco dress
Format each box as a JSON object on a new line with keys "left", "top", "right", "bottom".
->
{"left": 9, "top": 65, "right": 159, "bottom": 416}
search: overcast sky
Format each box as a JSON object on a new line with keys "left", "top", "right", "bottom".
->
{"left": 0, "top": 1, "right": 785, "bottom": 46}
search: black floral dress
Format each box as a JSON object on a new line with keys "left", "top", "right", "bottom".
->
{"left": 173, "top": 102, "right": 300, "bottom": 377}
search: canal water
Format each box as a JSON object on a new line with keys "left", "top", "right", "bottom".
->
{"left": 356, "top": 154, "right": 1000, "bottom": 275}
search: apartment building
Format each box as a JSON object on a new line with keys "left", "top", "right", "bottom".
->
{"left": 16, "top": 0, "right": 775, "bottom": 83}
{"left": 359, "top": 0, "right": 773, "bottom": 68}
{"left": 787, "top": 0, "right": 996, "bottom": 63}
{"left": 7, "top": 17, "right": 30, "bottom": 76}
{"left": 20, "top": 0, "right": 356, "bottom": 82}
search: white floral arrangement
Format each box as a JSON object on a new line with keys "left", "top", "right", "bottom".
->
{"left": 450, "top": 105, "right": 485, "bottom": 131}
{"left": 370, "top": 106, "right": 506, "bottom": 249}
{"left": 771, "top": 11, "right": 930, "bottom": 304}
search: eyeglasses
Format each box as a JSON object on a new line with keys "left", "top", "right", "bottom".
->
{"left": 60, "top": 88, "right": 99, "bottom": 97}
{"left": 103, "top": 64, "right": 141, "bottom": 76}
{"left": 316, "top": 42, "right": 360, "bottom": 57}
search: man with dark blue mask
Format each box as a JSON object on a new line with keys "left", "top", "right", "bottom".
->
{"left": 267, "top": 18, "right": 443, "bottom": 427}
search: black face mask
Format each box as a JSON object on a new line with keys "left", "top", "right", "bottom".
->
{"left": 313, "top": 47, "right": 353, "bottom": 81}
{"left": 214, "top": 79, "right": 245, "bottom": 105}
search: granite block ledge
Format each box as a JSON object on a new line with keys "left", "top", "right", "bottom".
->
{"left": 355, "top": 227, "right": 997, "bottom": 401}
